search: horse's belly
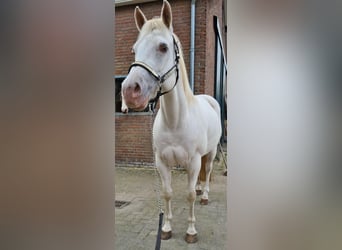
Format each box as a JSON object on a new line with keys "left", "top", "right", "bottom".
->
{"left": 159, "top": 145, "right": 190, "bottom": 167}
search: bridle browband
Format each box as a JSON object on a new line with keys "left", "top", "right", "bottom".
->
{"left": 128, "top": 35, "right": 180, "bottom": 112}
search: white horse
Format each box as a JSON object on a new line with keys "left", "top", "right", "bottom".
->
{"left": 121, "top": 0, "right": 221, "bottom": 243}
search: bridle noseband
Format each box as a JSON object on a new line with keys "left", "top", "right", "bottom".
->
{"left": 128, "top": 35, "right": 180, "bottom": 111}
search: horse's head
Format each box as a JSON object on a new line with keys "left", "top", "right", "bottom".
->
{"left": 121, "top": 0, "right": 178, "bottom": 111}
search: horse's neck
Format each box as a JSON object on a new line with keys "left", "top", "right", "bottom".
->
{"left": 160, "top": 77, "right": 188, "bottom": 129}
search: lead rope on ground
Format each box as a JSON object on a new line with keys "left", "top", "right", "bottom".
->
{"left": 149, "top": 104, "right": 164, "bottom": 250}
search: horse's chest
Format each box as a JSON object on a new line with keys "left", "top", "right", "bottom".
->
{"left": 159, "top": 145, "right": 189, "bottom": 167}
{"left": 154, "top": 132, "right": 199, "bottom": 167}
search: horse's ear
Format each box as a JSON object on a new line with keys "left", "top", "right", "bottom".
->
{"left": 161, "top": 0, "right": 172, "bottom": 30}
{"left": 134, "top": 6, "right": 147, "bottom": 31}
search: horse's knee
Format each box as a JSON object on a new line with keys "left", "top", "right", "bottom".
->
{"left": 163, "top": 188, "right": 173, "bottom": 200}
{"left": 187, "top": 190, "right": 196, "bottom": 202}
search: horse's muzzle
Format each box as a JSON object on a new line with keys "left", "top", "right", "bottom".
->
{"left": 122, "top": 83, "right": 149, "bottom": 111}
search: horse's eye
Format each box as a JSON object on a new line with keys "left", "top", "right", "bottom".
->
{"left": 159, "top": 43, "right": 168, "bottom": 53}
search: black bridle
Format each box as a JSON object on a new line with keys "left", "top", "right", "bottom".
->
{"left": 128, "top": 35, "right": 180, "bottom": 112}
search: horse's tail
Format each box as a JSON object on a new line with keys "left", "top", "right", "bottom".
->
{"left": 199, "top": 155, "right": 212, "bottom": 182}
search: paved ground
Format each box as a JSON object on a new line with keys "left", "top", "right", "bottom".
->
{"left": 115, "top": 158, "right": 227, "bottom": 250}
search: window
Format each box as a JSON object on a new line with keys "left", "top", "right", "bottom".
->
{"left": 115, "top": 75, "right": 126, "bottom": 113}
{"left": 115, "top": 75, "right": 150, "bottom": 113}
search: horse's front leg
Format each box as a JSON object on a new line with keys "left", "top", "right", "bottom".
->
{"left": 185, "top": 154, "right": 201, "bottom": 243}
{"left": 156, "top": 156, "right": 173, "bottom": 240}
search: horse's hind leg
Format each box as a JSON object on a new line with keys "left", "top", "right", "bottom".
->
{"left": 195, "top": 178, "right": 202, "bottom": 195}
{"left": 156, "top": 157, "right": 173, "bottom": 240}
{"left": 196, "top": 155, "right": 208, "bottom": 195}
{"left": 200, "top": 148, "right": 217, "bottom": 205}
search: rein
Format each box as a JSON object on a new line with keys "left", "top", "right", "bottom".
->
{"left": 128, "top": 35, "right": 180, "bottom": 112}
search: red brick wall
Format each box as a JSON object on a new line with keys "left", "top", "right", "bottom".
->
{"left": 115, "top": 113, "right": 155, "bottom": 165}
{"left": 205, "top": 0, "right": 223, "bottom": 96}
{"left": 115, "top": 0, "right": 224, "bottom": 166}
{"left": 192, "top": 0, "right": 223, "bottom": 96}
{"left": 115, "top": 0, "right": 224, "bottom": 91}
{"left": 115, "top": 0, "right": 191, "bottom": 76}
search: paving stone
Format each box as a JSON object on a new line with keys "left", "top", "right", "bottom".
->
{"left": 115, "top": 163, "right": 227, "bottom": 249}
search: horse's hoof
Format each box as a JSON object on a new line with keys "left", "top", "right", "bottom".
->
{"left": 161, "top": 230, "right": 172, "bottom": 240}
{"left": 196, "top": 190, "right": 203, "bottom": 196}
{"left": 200, "top": 198, "right": 208, "bottom": 205}
{"left": 185, "top": 233, "right": 198, "bottom": 243}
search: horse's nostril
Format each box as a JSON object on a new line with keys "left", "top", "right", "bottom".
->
{"left": 133, "top": 83, "right": 141, "bottom": 93}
